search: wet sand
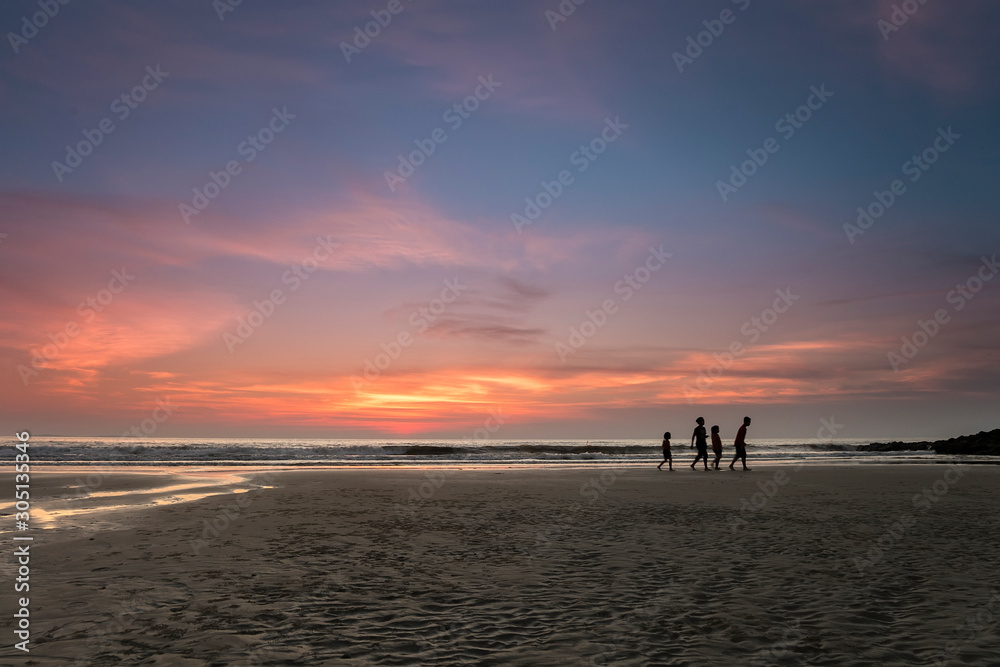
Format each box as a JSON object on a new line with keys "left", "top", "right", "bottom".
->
{"left": 4, "top": 465, "right": 1000, "bottom": 665}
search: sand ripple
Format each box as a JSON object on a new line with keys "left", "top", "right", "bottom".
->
{"left": 17, "top": 467, "right": 1000, "bottom": 665}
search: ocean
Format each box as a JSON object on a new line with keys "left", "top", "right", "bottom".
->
{"left": 0, "top": 436, "right": 970, "bottom": 466}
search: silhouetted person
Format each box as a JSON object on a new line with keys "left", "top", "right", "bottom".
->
{"left": 729, "top": 416, "right": 752, "bottom": 471}
{"left": 711, "top": 425, "right": 723, "bottom": 470}
{"left": 690, "top": 417, "right": 709, "bottom": 470}
{"left": 657, "top": 431, "right": 673, "bottom": 471}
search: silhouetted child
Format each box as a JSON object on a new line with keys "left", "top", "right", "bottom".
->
{"left": 711, "top": 425, "right": 723, "bottom": 470}
{"left": 657, "top": 432, "right": 673, "bottom": 471}
{"left": 729, "top": 416, "right": 752, "bottom": 471}
{"left": 690, "top": 417, "right": 709, "bottom": 470}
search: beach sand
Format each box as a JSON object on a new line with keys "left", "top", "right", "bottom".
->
{"left": 5, "top": 464, "right": 1000, "bottom": 665}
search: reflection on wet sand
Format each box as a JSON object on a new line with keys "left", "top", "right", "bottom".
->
{"left": 0, "top": 469, "right": 278, "bottom": 532}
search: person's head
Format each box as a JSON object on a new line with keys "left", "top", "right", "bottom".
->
{"left": 711, "top": 425, "right": 719, "bottom": 434}
{"left": 696, "top": 417, "right": 705, "bottom": 425}
{"left": 743, "top": 416, "right": 752, "bottom": 426}
{"left": 663, "top": 431, "right": 671, "bottom": 440}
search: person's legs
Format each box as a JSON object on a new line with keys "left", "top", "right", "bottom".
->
{"left": 739, "top": 447, "right": 749, "bottom": 470}
{"left": 729, "top": 452, "right": 739, "bottom": 470}
{"left": 702, "top": 448, "right": 709, "bottom": 470}
{"left": 713, "top": 452, "right": 721, "bottom": 469}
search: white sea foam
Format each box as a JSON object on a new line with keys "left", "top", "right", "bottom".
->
{"left": 0, "top": 436, "right": 965, "bottom": 466}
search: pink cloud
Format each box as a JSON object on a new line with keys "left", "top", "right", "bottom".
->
{"left": 0, "top": 186, "right": 663, "bottom": 406}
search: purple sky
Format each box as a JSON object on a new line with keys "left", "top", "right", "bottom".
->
{"left": 1, "top": 0, "right": 998, "bottom": 439}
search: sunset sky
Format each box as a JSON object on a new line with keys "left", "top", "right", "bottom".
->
{"left": 2, "top": 0, "right": 998, "bottom": 440}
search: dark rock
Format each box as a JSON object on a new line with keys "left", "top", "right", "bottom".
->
{"left": 403, "top": 445, "right": 456, "bottom": 455}
{"left": 933, "top": 429, "right": 1000, "bottom": 456}
{"left": 858, "top": 428, "right": 1000, "bottom": 455}
{"left": 858, "top": 441, "right": 932, "bottom": 452}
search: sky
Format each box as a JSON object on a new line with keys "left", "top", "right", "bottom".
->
{"left": 1, "top": 0, "right": 998, "bottom": 440}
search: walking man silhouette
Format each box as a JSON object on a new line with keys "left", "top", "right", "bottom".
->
{"left": 729, "top": 416, "right": 752, "bottom": 471}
